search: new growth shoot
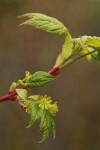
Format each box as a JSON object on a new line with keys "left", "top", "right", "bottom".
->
{"left": 0, "top": 13, "right": 100, "bottom": 143}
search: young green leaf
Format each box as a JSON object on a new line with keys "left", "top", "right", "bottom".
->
{"left": 88, "top": 47, "right": 100, "bottom": 61}
{"left": 39, "top": 110, "right": 56, "bottom": 143}
{"left": 73, "top": 36, "right": 89, "bottom": 48}
{"left": 19, "top": 13, "right": 68, "bottom": 35}
{"left": 73, "top": 36, "right": 100, "bottom": 48}
{"left": 72, "top": 38, "right": 82, "bottom": 55}
{"left": 81, "top": 47, "right": 93, "bottom": 61}
{"left": 86, "top": 36, "right": 100, "bottom": 48}
{"left": 84, "top": 36, "right": 100, "bottom": 61}
{"left": 55, "top": 33, "right": 73, "bottom": 67}
{"left": 25, "top": 95, "right": 58, "bottom": 143}
{"left": 62, "top": 33, "right": 73, "bottom": 60}
{"left": 73, "top": 36, "right": 100, "bottom": 61}
{"left": 16, "top": 89, "right": 27, "bottom": 101}
{"left": 28, "top": 95, "right": 40, "bottom": 101}
{"left": 28, "top": 71, "right": 55, "bottom": 88}
{"left": 26, "top": 100, "right": 42, "bottom": 128}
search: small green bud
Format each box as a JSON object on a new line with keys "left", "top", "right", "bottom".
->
{"left": 24, "top": 71, "right": 31, "bottom": 82}
{"left": 10, "top": 82, "right": 17, "bottom": 91}
{"left": 18, "top": 80, "right": 24, "bottom": 85}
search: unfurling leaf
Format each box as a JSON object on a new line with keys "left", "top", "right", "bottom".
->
{"left": 28, "top": 95, "right": 39, "bottom": 101}
{"left": 73, "top": 36, "right": 100, "bottom": 61}
{"left": 62, "top": 33, "right": 73, "bottom": 60}
{"left": 85, "top": 37, "right": 100, "bottom": 61}
{"left": 73, "top": 36, "right": 90, "bottom": 49}
{"left": 81, "top": 47, "right": 93, "bottom": 61}
{"left": 16, "top": 89, "right": 27, "bottom": 101}
{"left": 28, "top": 71, "right": 55, "bottom": 87}
{"left": 86, "top": 36, "right": 100, "bottom": 48}
{"left": 25, "top": 95, "right": 58, "bottom": 143}
{"left": 55, "top": 33, "right": 73, "bottom": 67}
{"left": 19, "top": 13, "right": 68, "bottom": 35}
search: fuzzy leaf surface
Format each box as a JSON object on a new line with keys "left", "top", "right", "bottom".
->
{"left": 28, "top": 71, "right": 55, "bottom": 87}
{"left": 73, "top": 36, "right": 100, "bottom": 61}
{"left": 19, "top": 13, "right": 67, "bottom": 35}
{"left": 85, "top": 36, "right": 100, "bottom": 61}
{"left": 25, "top": 99, "right": 56, "bottom": 143}
{"left": 86, "top": 36, "right": 100, "bottom": 48}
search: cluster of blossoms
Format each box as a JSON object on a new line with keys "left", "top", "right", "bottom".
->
{"left": 24, "top": 95, "right": 58, "bottom": 116}
{"left": 38, "top": 95, "right": 58, "bottom": 116}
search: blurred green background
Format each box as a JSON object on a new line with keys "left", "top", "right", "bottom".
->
{"left": 0, "top": 0, "right": 100, "bottom": 150}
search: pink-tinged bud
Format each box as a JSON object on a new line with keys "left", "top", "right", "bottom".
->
{"left": 48, "top": 66, "right": 60, "bottom": 76}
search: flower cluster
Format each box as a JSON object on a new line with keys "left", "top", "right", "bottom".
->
{"left": 38, "top": 95, "right": 58, "bottom": 116}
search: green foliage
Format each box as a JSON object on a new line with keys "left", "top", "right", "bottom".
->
{"left": 17, "top": 71, "right": 32, "bottom": 86}
{"left": 28, "top": 71, "right": 55, "bottom": 87}
{"left": 55, "top": 33, "right": 73, "bottom": 67}
{"left": 16, "top": 71, "right": 55, "bottom": 88}
{"left": 19, "top": 13, "right": 68, "bottom": 35}
{"left": 4, "top": 12, "right": 100, "bottom": 144}
{"left": 19, "top": 12, "right": 100, "bottom": 68}
{"left": 16, "top": 89, "right": 27, "bottom": 101}
{"left": 73, "top": 36, "right": 100, "bottom": 62}
{"left": 81, "top": 48, "right": 92, "bottom": 61}
{"left": 16, "top": 90, "right": 58, "bottom": 143}
{"left": 85, "top": 37, "right": 100, "bottom": 61}
{"left": 86, "top": 36, "right": 100, "bottom": 48}
{"left": 18, "top": 13, "right": 100, "bottom": 65}
{"left": 62, "top": 33, "right": 73, "bottom": 59}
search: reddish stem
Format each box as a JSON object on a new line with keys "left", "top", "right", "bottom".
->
{"left": 0, "top": 94, "right": 11, "bottom": 102}
{"left": 0, "top": 66, "right": 60, "bottom": 103}
{"left": 48, "top": 66, "right": 60, "bottom": 76}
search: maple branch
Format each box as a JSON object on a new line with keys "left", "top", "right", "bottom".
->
{"left": 0, "top": 66, "right": 60, "bottom": 103}
{"left": 0, "top": 47, "right": 99, "bottom": 103}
